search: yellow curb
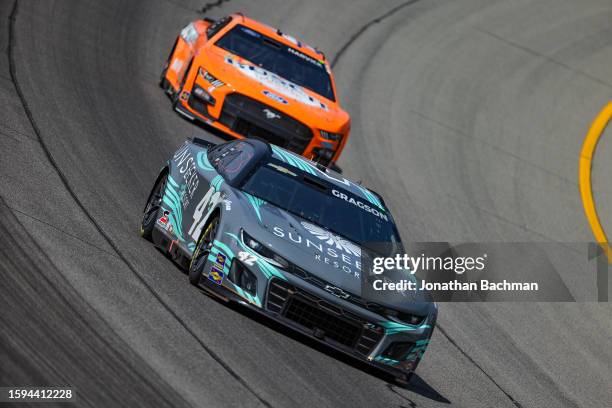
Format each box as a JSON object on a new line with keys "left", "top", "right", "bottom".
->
{"left": 579, "top": 101, "right": 612, "bottom": 262}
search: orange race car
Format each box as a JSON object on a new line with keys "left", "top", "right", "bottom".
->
{"left": 159, "top": 13, "right": 350, "bottom": 168}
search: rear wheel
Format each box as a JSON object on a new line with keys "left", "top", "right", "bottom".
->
{"left": 140, "top": 173, "right": 167, "bottom": 241}
{"left": 188, "top": 215, "right": 220, "bottom": 285}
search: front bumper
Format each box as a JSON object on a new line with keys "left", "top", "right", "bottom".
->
{"left": 174, "top": 84, "right": 347, "bottom": 166}
{"left": 195, "top": 253, "right": 435, "bottom": 378}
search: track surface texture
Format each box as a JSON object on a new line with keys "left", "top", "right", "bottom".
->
{"left": 0, "top": 0, "right": 611, "bottom": 407}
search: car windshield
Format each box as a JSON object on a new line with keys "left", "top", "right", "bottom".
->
{"left": 215, "top": 24, "right": 335, "bottom": 101}
{"left": 241, "top": 162, "right": 403, "bottom": 256}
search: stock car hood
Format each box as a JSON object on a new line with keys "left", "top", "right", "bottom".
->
{"left": 244, "top": 198, "right": 433, "bottom": 316}
{"left": 203, "top": 47, "right": 349, "bottom": 129}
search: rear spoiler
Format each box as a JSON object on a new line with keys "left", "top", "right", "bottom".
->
{"left": 191, "top": 136, "right": 217, "bottom": 148}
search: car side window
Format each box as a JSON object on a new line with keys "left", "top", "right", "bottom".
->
{"left": 211, "top": 141, "right": 255, "bottom": 184}
{"left": 206, "top": 16, "right": 232, "bottom": 39}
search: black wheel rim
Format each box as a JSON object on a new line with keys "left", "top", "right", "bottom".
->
{"left": 190, "top": 218, "right": 219, "bottom": 273}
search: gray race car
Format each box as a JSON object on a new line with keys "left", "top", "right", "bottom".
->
{"left": 140, "top": 137, "right": 437, "bottom": 383}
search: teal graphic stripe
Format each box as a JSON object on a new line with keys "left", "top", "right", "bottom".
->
{"left": 211, "top": 175, "right": 224, "bottom": 191}
{"left": 374, "top": 356, "right": 400, "bottom": 366}
{"left": 168, "top": 176, "right": 179, "bottom": 188}
{"left": 378, "top": 321, "right": 431, "bottom": 334}
{"left": 231, "top": 282, "right": 262, "bottom": 307}
{"left": 357, "top": 185, "right": 384, "bottom": 211}
{"left": 162, "top": 175, "right": 184, "bottom": 239}
{"left": 165, "top": 187, "right": 183, "bottom": 230}
{"left": 213, "top": 239, "right": 235, "bottom": 259}
{"left": 243, "top": 192, "right": 265, "bottom": 222}
{"left": 196, "top": 151, "right": 214, "bottom": 171}
{"left": 400, "top": 339, "right": 430, "bottom": 362}
{"left": 271, "top": 145, "right": 316, "bottom": 175}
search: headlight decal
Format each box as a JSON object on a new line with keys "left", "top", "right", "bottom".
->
{"left": 225, "top": 232, "right": 287, "bottom": 281}
{"left": 198, "top": 67, "right": 224, "bottom": 89}
{"left": 319, "top": 130, "right": 343, "bottom": 141}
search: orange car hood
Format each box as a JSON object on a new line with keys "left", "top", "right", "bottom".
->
{"left": 203, "top": 46, "right": 348, "bottom": 128}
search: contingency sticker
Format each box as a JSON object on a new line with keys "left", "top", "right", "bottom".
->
{"left": 208, "top": 253, "right": 227, "bottom": 285}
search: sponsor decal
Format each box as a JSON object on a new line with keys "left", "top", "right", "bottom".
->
{"left": 263, "top": 90, "right": 288, "bottom": 105}
{"left": 239, "top": 26, "right": 261, "bottom": 38}
{"left": 301, "top": 221, "right": 361, "bottom": 257}
{"left": 201, "top": 69, "right": 224, "bottom": 89}
{"left": 262, "top": 108, "right": 281, "bottom": 119}
{"left": 331, "top": 189, "right": 388, "bottom": 221}
{"left": 226, "top": 56, "right": 327, "bottom": 110}
{"left": 223, "top": 199, "right": 232, "bottom": 211}
{"left": 158, "top": 210, "right": 170, "bottom": 226}
{"left": 172, "top": 144, "right": 201, "bottom": 208}
{"left": 323, "top": 284, "right": 350, "bottom": 299}
{"left": 208, "top": 252, "right": 227, "bottom": 285}
{"left": 267, "top": 163, "right": 297, "bottom": 177}
{"left": 215, "top": 252, "right": 227, "bottom": 266}
{"left": 208, "top": 265, "right": 224, "bottom": 285}
{"left": 272, "top": 224, "right": 361, "bottom": 278}
{"left": 287, "top": 46, "right": 323, "bottom": 67}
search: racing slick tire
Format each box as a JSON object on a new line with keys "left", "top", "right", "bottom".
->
{"left": 188, "top": 214, "right": 220, "bottom": 285}
{"left": 140, "top": 171, "right": 168, "bottom": 241}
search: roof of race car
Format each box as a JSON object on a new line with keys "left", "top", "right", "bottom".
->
{"left": 232, "top": 13, "right": 326, "bottom": 63}
{"left": 268, "top": 144, "right": 386, "bottom": 211}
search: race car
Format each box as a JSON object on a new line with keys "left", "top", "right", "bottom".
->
{"left": 159, "top": 13, "right": 350, "bottom": 168}
{"left": 140, "top": 137, "right": 437, "bottom": 383}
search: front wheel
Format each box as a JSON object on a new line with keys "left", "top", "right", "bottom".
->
{"left": 140, "top": 173, "right": 167, "bottom": 241}
{"left": 188, "top": 215, "right": 220, "bottom": 285}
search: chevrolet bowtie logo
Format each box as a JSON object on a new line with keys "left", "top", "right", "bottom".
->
{"left": 324, "top": 284, "right": 350, "bottom": 299}
{"left": 262, "top": 108, "right": 281, "bottom": 119}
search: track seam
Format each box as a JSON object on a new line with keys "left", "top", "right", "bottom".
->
{"left": 8, "top": 205, "right": 119, "bottom": 259}
{"left": 331, "top": 0, "right": 421, "bottom": 68}
{"left": 8, "top": 1, "right": 272, "bottom": 406}
{"left": 436, "top": 325, "right": 523, "bottom": 408}
{"left": 0, "top": 195, "right": 191, "bottom": 408}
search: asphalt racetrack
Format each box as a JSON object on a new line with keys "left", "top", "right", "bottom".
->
{"left": 0, "top": 0, "right": 611, "bottom": 407}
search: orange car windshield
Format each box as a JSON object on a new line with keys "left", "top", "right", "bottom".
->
{"left": 215, "top": 24, "right": 335, "bottom": 101}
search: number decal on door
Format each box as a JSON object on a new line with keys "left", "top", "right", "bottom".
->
{"left": 188, "top": 185, "right": 222, "bottom": 240}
